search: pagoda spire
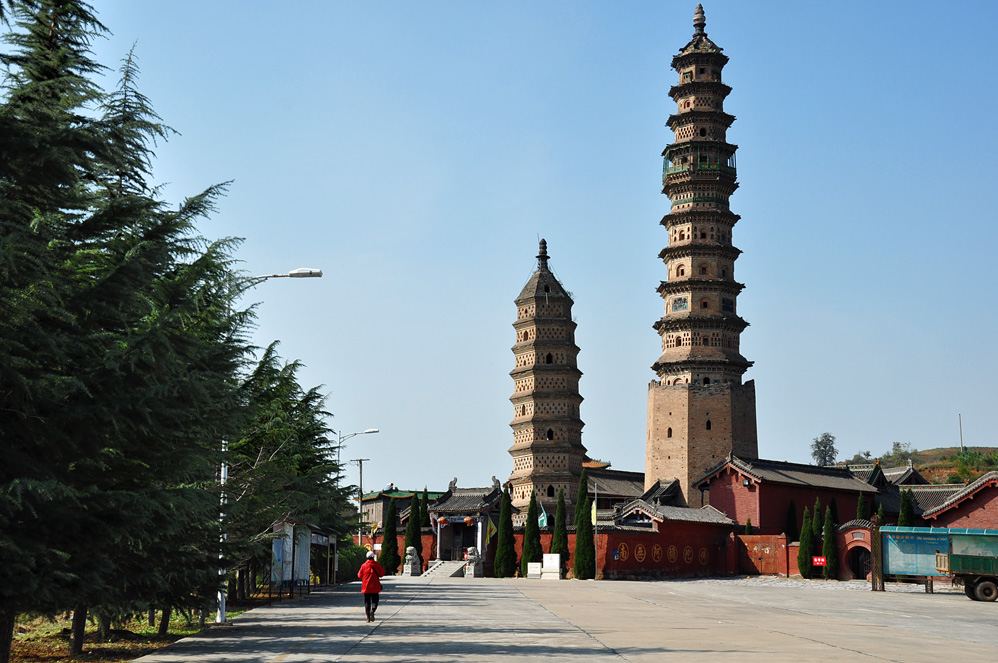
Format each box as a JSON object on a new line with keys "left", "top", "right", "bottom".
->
{"left": 537, "top": 238, "right": 549, "bottom": 271}
{"left": 693, "top": 3, "right": 706, "bottom": 35}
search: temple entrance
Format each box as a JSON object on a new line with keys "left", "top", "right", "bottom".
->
{"left": 848, "top": 546, "right": 872, "bottom": 580}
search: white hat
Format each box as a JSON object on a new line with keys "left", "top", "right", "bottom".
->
{"left": 367, "top": 550, "right": 376, "bottom": 559}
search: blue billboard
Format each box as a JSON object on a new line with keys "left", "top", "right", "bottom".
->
{"left": 882, "top": 527, "right": 949, "bottom": 577}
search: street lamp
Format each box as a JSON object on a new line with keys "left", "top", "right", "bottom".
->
{"left": 216, "top": 266, "right": 323, "bottom": 625}
{"left": 330, "top": 428, "right": 378, "bottom": 584}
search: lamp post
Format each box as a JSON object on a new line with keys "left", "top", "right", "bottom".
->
{"left": 216, "top": 267, "right": 323, "bottom": 624}
{"left": 353, "top": 458, "right": 371, "bottom": 550}
{"left": 330, "top": 428, "right": 378, "bottom": 584}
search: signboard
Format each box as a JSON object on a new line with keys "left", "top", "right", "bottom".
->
{"left": 882, "top": 529, "right": 949, "bottom": 577}
{"left": 812, "top": 556, "right": 827, "bottom": 566}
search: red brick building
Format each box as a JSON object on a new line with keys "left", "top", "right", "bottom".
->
{"left": 695, "top": 455, "right": 878, "bottom": 536}
{"left": 921, "top": 471, "right": 998, "bottom": 528}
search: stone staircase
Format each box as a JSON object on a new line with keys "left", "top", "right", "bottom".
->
{"left": 420, "top": 560, "right": 467, "bottom": 579}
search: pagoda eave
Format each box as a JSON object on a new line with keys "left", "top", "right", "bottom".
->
{"left": 658, "top": 245, "right": 742, "bottom": 261}
{"left": 652, "top": 314, "right": 749, "bottom": 334}
{"left": 669, "top": 81, "right": 731, "bottom": 101}
{"left": 661, "top": 210, "right": 741, "bottom": 226}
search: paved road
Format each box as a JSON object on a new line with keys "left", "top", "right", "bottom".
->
{"left": 134, "top": 576, "right": 998, "bottom": 662}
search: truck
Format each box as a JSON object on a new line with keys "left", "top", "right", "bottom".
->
{"left": 881, "top": 526, "right": 998, "bottom": 601}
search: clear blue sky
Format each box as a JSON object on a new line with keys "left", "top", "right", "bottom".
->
{"left": 86, "top": 1, "right": 998, "bottom": 493}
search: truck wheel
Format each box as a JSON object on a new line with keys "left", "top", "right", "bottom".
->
{"left": 964, "top": 583, "right": 980, "bottom": 600}
{"left": 975, "top": 580, "right": 998, "bottom": 602}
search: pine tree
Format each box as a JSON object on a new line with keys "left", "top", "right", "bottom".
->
{"left": 744, "top": 518, "right": 753, "bottom": 535}
{"left": 404, "top": 494, "right": 421, "bottom": 568}
{"left": 898, "top": 489, "right": 915, "bottom": 527}
{"left": 856, "top": 492, "right": 869, "bottom": 521}
{"left": 521, "top": 491, "right": 543, "bottom": 577}
{"left": 550, "top": 487, "right": 569, "bottom": 572}
{"left": 822, "top": 508, "right": 839, "bottom": 580}
{"left": 493, "top": 485, "right": 517, "bottom": 577}
{"left": 378, "top": 498, "right": 401, "bottom": 574}
{"left": 573, "top": 497, "right": 596, "bottom": 580}
{"left": 574, "top": 467, "right": 590, "bottom": 531}
{"left": 785, "top": 500, "right": 799, "bottom": 541}
{"left": 797, "top": 507, "right": 813, "bottom": 579}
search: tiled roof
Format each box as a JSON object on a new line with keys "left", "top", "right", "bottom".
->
{"left": 638, "top": 479, "right": 683, "bottom": 507}
{"left": 617, "top": 499, "right": 733, "bottom": 525}
{"left": 908, "top": 484, "right": 963, "bottom": 513}
{"left": 922, "top": 471, "right": 998, "bottom": 518}
{"left": 361, "top": 488, "right": 445, "bottom": 502}
{"left": 838, "top": 519, "right": 874, "bottom": 532}
{"left": 697, "top": 455, "right": 879, "bottom": 493}
{"left": 882, "top": 464, "right": 929, "bottom": 485}
{"left": 588, "top": 468, "right": 645, "bottom": 499}
{"left": 429, "top": 480, "right": 504, "bottom": 515}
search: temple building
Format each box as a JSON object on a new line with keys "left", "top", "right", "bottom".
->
{"left": 645, "top": 4, "right": 759, "bottom": 507}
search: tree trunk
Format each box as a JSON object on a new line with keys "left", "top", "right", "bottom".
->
{"left": 70, "top": 604, "right": 88, "bottom": 655}
{"left": 157, "top": 606, "right": 171, "bottom": 637}
{"left": 148, "top": 607, "right": 155, "bottom": 627}
{"left": 0, "top": 611, "right": 16, "bottom": 663}
{"left": 97, "top": 613, "right": 110, "bottom": 642}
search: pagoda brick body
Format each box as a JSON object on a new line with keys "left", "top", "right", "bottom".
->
{"left": 645, "top": 5, "right": 758, "bottom": 506}
{"left": 508, "top": 240, "right": 586, "bottom": 524}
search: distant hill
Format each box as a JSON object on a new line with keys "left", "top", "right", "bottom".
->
{"left": 910, "top": 446, "right": 998, "bottom": 484}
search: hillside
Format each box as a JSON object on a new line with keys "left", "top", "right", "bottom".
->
{"left": 910, "top": 446, "right": 998, "bottom": 484}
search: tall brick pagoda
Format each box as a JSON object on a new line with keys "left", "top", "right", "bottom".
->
{"left": 508, "top": 239, "right": 586, "bottom": 523}
{"left": 645, "top": 4, "right": 758, "bottom": 506}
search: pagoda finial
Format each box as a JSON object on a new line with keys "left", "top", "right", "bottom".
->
{"left": 537, "top": 238, "right": 549, "bottom": 269}
{"left": 694, "top": 4, "right": 706, "bottom": 35}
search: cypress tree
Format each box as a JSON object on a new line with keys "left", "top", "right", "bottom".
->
{"left": 404, "top": 494, "right": 421, "bottom": 567}
{"left": 574, "top": 467, "right": 590, "bottom": 531}
{"left": 744, "top": 518, "right": 753, "bottom": 535}
{"left": 378, "top": 498, "right": 401, "bottom": 574}
{"left": 785, "top": 500, "right": 799, "bottom": 541}
{"left": 876, "top": 503, "right": 886, "bottom": 523}
{"left": 573, "top": 497, "right": 596, "bottom": 580}
{"left": 898, "top": 489, "right": 915, "bottom": 527}
{"left": 493, "top": 485, "right": 517, "bottom": 577}
{"left": 856, "top": 492, "right": 869, "bottom": 521}
{"left": 521, "top": 491, "right": 543, "bottom": 577}
{"left": 550, "top": 487, "right": 569, "bottom": 572}
{"left": 821, "top": 507, "right": 840, "bottom": 580}
{"left": 797, "top": 507, "right": 813, "bottom": 579}
{"left": 420, "top": 487, "right": 431, "bottom": 528}
{"left": 811, "top": 497, "right": 823, "bottom": 554}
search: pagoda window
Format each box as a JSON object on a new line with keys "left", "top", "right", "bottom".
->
{"left": 722, "top": 298, "right": 734, "bottom": 313}
{"left": 547, "top": 485, "right": 555, "bottom": 498}
{"left": 546, "top": 353, "right": 553, "bottom": 364}
{"left": 544, "top": 284, "right": 550, "bottom": 293}
{"left": 679, "top": 231, "right": 685, "bottom": 240}
{"left": 699, "top": 264, "right": 708, "bottom": 275}
{"left": 700, "top": 232, "right": 707, "bottom": 239}
{"left": 546, "top": 429, "right": 554, "bottom": 440}
{"left": 702, "top": 336, "right": 710, "bottom": 346}
{"left": 703, "top": 377, "right": 711, "bottom": 385}
{"left": 677, "top": 265, "right": 686, "bottom": 277}
{"left": 667, "top": 427, "right": 673, "bottom": 438}
{"left": 706, "top": 420, "right": 712, "bottom": 430}
{"left": 699, "top": 128, "right": 707, "bottom": 137}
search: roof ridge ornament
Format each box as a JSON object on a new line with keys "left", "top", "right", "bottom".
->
{"left": 694, "top": 3, "right": 706, "bottom": 36}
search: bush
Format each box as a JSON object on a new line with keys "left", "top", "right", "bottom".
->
{"left": 336, "top": 544, "right": 370, "bottom": 584}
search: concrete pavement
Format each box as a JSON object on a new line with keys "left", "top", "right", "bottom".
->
{"left": 133, "top": 575, "right": 998, "bottom": 662}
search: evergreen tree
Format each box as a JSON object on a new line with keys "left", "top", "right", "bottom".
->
{"left": 550, "top": 487, "right": 569, "bottom": 572}
{"left": 378, "top": 498, "right": 401, "bottom": 574}
{"left": 403, "top": 494, "right": 421, "bottom": 567}
{"left": 856, "top": 493, "right": 869, "bottom": 521}
{"left": 493, "top": 485, "right": 517, "bottom": 577}
{"left": 821, "top": 508, "right": 840, "bottom": 580}
{"left": 574, "top": 467, "right": 590, "bottom": 531}
{"left": 744, "top": 518, "right": 753, "bottom": 535}
{"left": 785, "top": 500, "right": 799, "bottom": 541}
{"left": 521, "top": 491, "right": 543, "bottom": 577}
{"left": 811, "top": 496, "right": 823, "bottom": 553}
{"left": 876, "top": 503, "right": 886, "bottom": 523}
{"left": 797, "top": 507, "right": 813, "bottom": 579}
{"left": 898, "top": 489, "right": 915, "bottom": 527}
{"left": 573, "top": 497, "right": 596, "bottom": 580}
{"left": 420, "top": 487, "right": 431, "bottom": 528}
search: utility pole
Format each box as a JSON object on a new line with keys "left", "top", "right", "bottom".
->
{"left": 353, "top": 458, "right": 370, "bottom": 548}
{"left": 959, "top": 414, "right": 964, "bottom": 453}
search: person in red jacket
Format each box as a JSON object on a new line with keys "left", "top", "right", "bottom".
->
{"left": 357, "top": 550, "right": 385, "bottom": 622}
